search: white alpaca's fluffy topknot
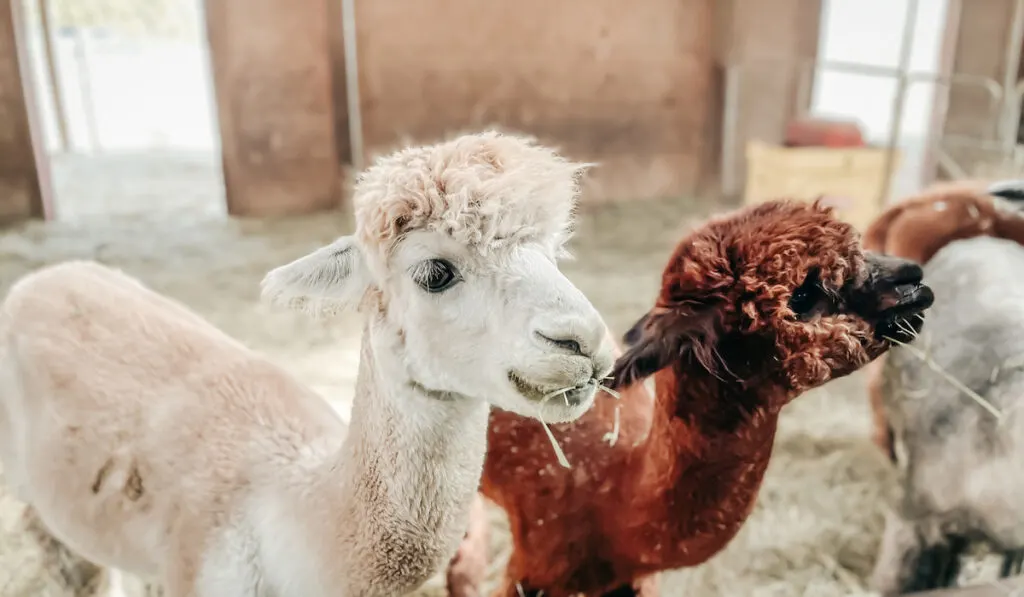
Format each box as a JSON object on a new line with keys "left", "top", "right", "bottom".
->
{"left": 352, "top": 131, "right": 592, "bottom": 261}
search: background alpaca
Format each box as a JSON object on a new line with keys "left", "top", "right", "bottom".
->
{"left": 0, "top": 132, "right": 614, "bottom": 596}
{"left": 861, "top": 180, "right": 1024, "bottom": 460}
{"left": 450, "top": 199, "right": 934, "bottom": 597}
{"left": 869, "top": 235, "right": 1024, "bottom": 594}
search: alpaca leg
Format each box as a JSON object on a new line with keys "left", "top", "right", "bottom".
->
{"left": 867, "top": 358, "right": 896, "bottom": 462}
{"left": 491, "top": 577, "right": 538, "bottom": 597}
{"left": 632, "top": 575, "right": 659, "bottom": 597}
{"left": 116, "top": 570, "right": 166, "bottom": 597}
{"left": 490, "top": 572, "right": 568, "bottom": 597}
{"left": 900, "top": 536, "right": 965, "bottom": 593}
{"left": 937, "top": 536, "right": 967, "bottom": 587}
{"left": 446, "top": 494, "right": 490, "bottom": 597}
{"left": 1000, "top": 548, "right": 1024, "bottom": 578}
{"left": 871, "top": 510, "right": 927, "bottom": 595}
{"left": 17, "top": 506, "right": 109, "bottom": 596}
{"left": 160, "top": 571, "right": 197, "bottom": 597}
{"left": 600, "top": 584, "right": 637, "bottom": 596}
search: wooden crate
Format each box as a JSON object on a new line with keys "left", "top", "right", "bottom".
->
{"left": 744, "top": 140, "right": 901, "bottom": 232}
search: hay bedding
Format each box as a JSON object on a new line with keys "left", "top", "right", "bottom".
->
{"left": 0, "top": 153, "right": 1006, "bottom": 596}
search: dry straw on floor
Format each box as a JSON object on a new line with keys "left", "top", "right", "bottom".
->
{"left": 0, "top": 154, "right": 1011, "bottom": 595}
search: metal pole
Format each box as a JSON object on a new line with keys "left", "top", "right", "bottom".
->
{"left": 935, "top": 148, "right": 969, "bottom": 180}
{"left": 1013, "top": 78, "right": 1024, "bottom": 150}
{"left": 73, "top": 28, "right": 100, "bottom": 153}
{"left": 720, "top": 63, "right": 741, "bottom": 198}
{"left": 37, "top": 0, "right": 68, "bottom": 152}
{"left": 795, "top": 58, "right": 814, "bottom": 117}
{"left": 340, "top": 0, "right": 364, "bottom": 172}
{"left": 1000, "top": 0, "right": 1024, "bottom": 157}
{"left": 878, "top": 0, "right": 920, "bottom": 206}
{"left": 10, "top": 0, "right": 56, "bottom": 219}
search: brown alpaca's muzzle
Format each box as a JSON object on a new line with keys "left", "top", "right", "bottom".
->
{"left": 847, "top": 253, "right": 934, "bottom": 344}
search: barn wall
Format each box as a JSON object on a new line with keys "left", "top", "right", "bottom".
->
{"left": 350, "top": 0, "right": 714, "bottom": 202}
{"left": 326, "top": 0, "right": 352, "bottom": 169}
{"left": 205, "top": 0, "right": 341, "bottom": 217}
{"left": 712, "top": 0, "right": 822, "bottom": 195}
{"left": 0, "top": 0, "right": 823, "bottom": 220}
{"left": 337, "top": 0, "right": 820, "bottom": 203}
{"left": 0, "top": 1, "right": 45, "bottom": 224}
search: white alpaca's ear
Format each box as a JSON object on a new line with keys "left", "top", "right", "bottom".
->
{"left": 260, "top": 236, "right": 372, "bottom": 318}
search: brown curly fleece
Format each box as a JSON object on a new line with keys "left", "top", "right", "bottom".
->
{"left": 467, "top": 199, "right": 933, "bottom": 597}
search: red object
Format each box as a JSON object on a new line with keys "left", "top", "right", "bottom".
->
{"left": 784, "top": 116, "right": 866, "bottom": 148}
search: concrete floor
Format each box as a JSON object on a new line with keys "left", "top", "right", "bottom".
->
{"left": 0, "top": 152, "right": 1005, "bottom": 596}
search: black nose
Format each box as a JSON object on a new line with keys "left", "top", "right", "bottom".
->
{"left": 894, "top": 261, "right": 923, "bottom": 286}
{"left": 900, "top": 283, "right": 935, "bottom": 311}
{"left": 866, "top": 253, "right": 923, "bottom": 286}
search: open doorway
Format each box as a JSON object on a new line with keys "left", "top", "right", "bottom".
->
{"left": 18, "top": 0, "right": 224, "bottom": 221}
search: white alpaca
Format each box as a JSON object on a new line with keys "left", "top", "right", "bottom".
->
{"left": 0, "top": 132, "right": 614, "bottom": 597}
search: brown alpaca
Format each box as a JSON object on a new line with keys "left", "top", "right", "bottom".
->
{"left": 861, "top": 179, "right": 1024, "bottom": 461}
{"left": 449, "top": 199, "right": 934, "bottom": 597}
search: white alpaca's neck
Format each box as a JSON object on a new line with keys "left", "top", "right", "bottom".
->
{"left": 263, "top": 318, "right": 491, "bottom": 596}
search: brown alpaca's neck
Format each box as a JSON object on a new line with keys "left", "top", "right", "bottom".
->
{"left": 624, "top": 366, "right": 782, "bottom": 569}
{"left": 994, "top": 213, "right": 1024, "bottom": 248}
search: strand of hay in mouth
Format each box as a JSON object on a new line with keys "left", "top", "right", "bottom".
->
{"left": 600, "top": 378, "right": 623, "bottom": 445}
{"left": 537, "top": 382, "right": 625, "bottom": 468}
{"left": 538, "top": 388, "right": 574, "bottom": 469}
{"left": 600, "top": 382, "right": 621, "bottom": 400}
{"left": 885, "top": 334, "right": 1003, "bottom": 420}
{"left": 603, "top": 406, "right": 621, "bottom": 446}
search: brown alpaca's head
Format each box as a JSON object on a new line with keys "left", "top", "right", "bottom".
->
{"left": 609, "top": 199, "right": 934, "bottom": 399}
{"left": 862, "top": 179, "right": 1024, "bottom": 265}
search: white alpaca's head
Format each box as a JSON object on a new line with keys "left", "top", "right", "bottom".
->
{"left": 261, "top": 131, "right": 614, "bottom": 423}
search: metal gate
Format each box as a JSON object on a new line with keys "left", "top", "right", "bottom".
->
{"left": 720, "top": 0, "right": 1024, "bottom": 208}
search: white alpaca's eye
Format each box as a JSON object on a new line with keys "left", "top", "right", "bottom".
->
{"left": 415, "top": 259, "right": 461, "bottom": 293}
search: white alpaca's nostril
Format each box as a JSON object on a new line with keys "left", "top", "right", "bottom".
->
{"left": 530, "top": 308, "right": 608, "bottom": 360}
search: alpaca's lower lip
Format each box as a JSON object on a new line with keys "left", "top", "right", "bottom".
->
{"left": 507, "top": 371, "right": 594, "bottom": 405}
{"left": 875, "top": 312, "right": 926, "bottom": 342}
{"left": 873, "top": 284, "right": 932, "bottom": 342}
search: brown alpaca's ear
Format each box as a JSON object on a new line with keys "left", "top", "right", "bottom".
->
{"left": 607, "top": 330, "right": 675, "bottom": 390}
{"left": 622, "top": 312, "right": 650, "bottom": 347}
{"left": 607, "top": 308, "right": 719, "bottom": 390}
{"left": 990, "top": 186, "right": 1024, "bottom": 246}
{"left": 862, "top": 204, "right": 904, "bottom": 254}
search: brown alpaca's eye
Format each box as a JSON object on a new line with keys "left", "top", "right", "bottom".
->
{"left": 414, "top": 259, "right": 461, "bottom": 293}
{"left": 789, "top": 269, "right": 825, "bottom": 318}
{"left": 790, "top": 287, "right": 816, "bottom": 315}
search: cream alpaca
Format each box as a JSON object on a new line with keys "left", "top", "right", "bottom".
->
{"left": 0, "top": 132, "right": 614, "bottom": 596}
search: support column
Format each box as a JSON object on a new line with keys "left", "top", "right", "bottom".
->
{"left": 0, "top": 0, "right": 46, "bottom": 223}
{"left": 711, "top": 0, "right": 822, "bottom": 197}
{"left": 325, "top": 0, "right": 352, "bottom": 169}
{"left": 205, "top": 0, "right": 341, "bottom": 217}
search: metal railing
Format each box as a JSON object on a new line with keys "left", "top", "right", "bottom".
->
{"left": 721, "top": 0, "right": 1024, "bottom": 204}
{"left": 721, "top": 58, "right": 1003, "bottom": 200}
